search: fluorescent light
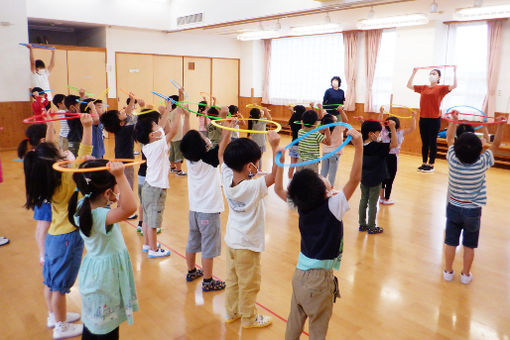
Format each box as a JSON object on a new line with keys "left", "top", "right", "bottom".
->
{"left": 453, "top": 4, "right": 510, "bottom": 21}
{"left": 237, "top": 30, "right": 280, "bottom": 41}
{"left": 290, "top": 23, "right": 342, "bottom": 35}
{"left": 357, "top": 14, "right": 429, "bottom": 30}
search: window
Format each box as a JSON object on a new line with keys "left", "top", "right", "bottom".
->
{"left": 371, "top": 29, "right": 396, "bottom": 113}
{"left": 268, "top": 33, "right": 345, "bottom": 105}
{"left": 443, "top": 22, "right": 488, "bottom": 119}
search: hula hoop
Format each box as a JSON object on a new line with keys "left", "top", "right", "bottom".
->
{"left": 29, "top": 89, "right": 52, "bottom": 95}
{"left": 210, "top": 118, "right": 281, "bottom": 134}
{"left": 178, "top": 101, "right": 221, "bottom": 110}
{"left": 152, "top": 91, "right": 222, "bottom": 120}
{"left": 19, "top": 43, "right": 55, "bottom": 50}
{"left": 92, "top": 88, "right": 108, "bottom": 104}
{"left": 134, "top": 109, "right": 159, "bottom": 116}
{"left": 52, "top": 158, "right": 146, "bottom": 173}
{"left": 246, "top": 104, "right": 271, "bottom": 112}
{"left": 445, "top": 105, "right": 489, "bottom": 131}
{"left": 275, "top": 122, "right": 353, "bottom": 168}
{"left": 67, "top": 86, "right": 94, "bottom": 96}
{"left": 416, "top": 65, "right": 455, "bottom": 70}
{"left": 353, "top": 116, "right": 389, "bottom": 126}
{"left": 169, "top": 79, "right": 189, "bottom": 98}
{"left": 381, "top": 104, "right": 415, "bottom": 119}
{"left": 23, "top": 113, "right": 81, "bottom": 124}
{"left": 441, "top": 116, "right": 507, "bottom": 126}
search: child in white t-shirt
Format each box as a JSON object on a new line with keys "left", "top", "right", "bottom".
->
{"left": 133, "top": 102, "right": 186, "bottom": 258}
{"left": 179, "top": 106, "right": 232, "bottom": 291}
{"left": 221, "top": 127, "right": 281, "bottom": 329}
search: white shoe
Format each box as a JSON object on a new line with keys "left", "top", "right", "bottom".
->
{"left": 148, "top": 248, "right": 171, "bottom": 258}
{"left": 142, "top": 242, "right": 160, "bottom": 253}
{"left": 53, "top": 322, "right": 83, "bottom": 339}
{"left": 443, "top": 270, "right": 454, "bottom": 281}
{"left": 242, "top": 314, "right": 272, "bottom": 328}
{"left": 381, "top": 199, "right": 395, "bottom": 205}
{"left": 460, "top": 272, "right": 473, "bottom": 285}
{"left": 47, "top": 312, "right": 81, "bottom": 328}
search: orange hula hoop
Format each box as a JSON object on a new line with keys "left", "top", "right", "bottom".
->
{"left": 52, "top": 158, "right": 146, "bottom": 173}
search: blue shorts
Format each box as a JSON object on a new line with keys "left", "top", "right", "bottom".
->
{"left": 289, "top": 145, "right": 299, "bottom": 159}
{"left": 43, "top": 230, "right": 84, "bottom": 294}
{"left": 445, "top": 203, "right": 482, "bottom": 248}
{"left": 33, "top": 202, "right": 52, "bottom": 222}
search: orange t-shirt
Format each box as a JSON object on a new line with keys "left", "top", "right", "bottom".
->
{"left": 414, "top": 85, "right": 451, "bottom": 119}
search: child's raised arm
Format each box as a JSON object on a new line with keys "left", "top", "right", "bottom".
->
{"left": 274, "top": 147, "right": 287, "bottom": 201}
{"left": 218, "top": 106, "right": 232, "bottom": 165}
{"left": 446, "top": 110, "right": 459, "bottom": 148}
{"left": 27, "top": 44, "right": 36, "bottom": 73}
{"left": 342, "top": 129, "right": 363, "bottom": 200}
{"left": 80, "top": 113, "right": 93, "bottom": 146}
{"left": 489, "top": 114, "right": 508, "bottom": 154}
{"left": 106, "top": 162, "right": 137, "bottom": 225}
{"left": 265, "top": 130, "right": 280, "bottom": 187}
{"left": 403, "top": 111, "right": 417, "bottom": 136}
{"left": 388, "top": 120, "right": 398, "bottom": 149}
{"left": 322, "top": 126, "right": 332, "bottom": 146}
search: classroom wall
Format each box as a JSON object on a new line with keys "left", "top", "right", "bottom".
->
{"left": 105, "top": 27, "right": 242, "bottom": 99}
{"left": 240, "top": 40, "right": 264, "bottom": 98}
{"left": 0, "top": 0, "right": 30, "bottom": 102}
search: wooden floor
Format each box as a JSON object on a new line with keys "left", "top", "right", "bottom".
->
{"left": 1, "top": 135, "right": 510, "bottom": 340}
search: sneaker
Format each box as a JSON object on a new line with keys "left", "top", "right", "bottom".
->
{"left": 421, "top": 165, "right": 435, "bottom": 173}
{"left": 157, "top": 227, "right": 162, "bottom": 234}
{"left": 134, "top": 151, "right": 140, "bottom": 155}
{"left": 127, "top": 214, "right": 138, "bottom": 220}
{"left": 148, "top": 248, "right": 171, "bottom": 258}
{"left": 460, "top": 272, "right": 473, "bottom": 285}
{"left": 0, "top": 237, "right": 10, "bottom": 246}
{"left": 47, "top": 313, "right": 81, "bottom": 328}
{"left": 367, "top": 226, "right": 384, "bottom": 234}
{"left": 417, "top": 164, "right": 427, "bottom": 172}
{"left": 136, "top": 226, "right": 142, "bottom": 234}
{"left": 142, "top": 242, "right": 161, "bottom": 253}
{"left": 176, "top": 170, "right": 187, "bottom": 176}
{"left": 186, "top": 268, "right": 204, "bottom": 282}
{"left": 225, "top": 314, "right": 241, "bottom": 323}
{"left": 53, "top": 322, "right": 83, "bottom": 339}
{"left": 202, "top": 279, "right": 226, "bottom": 292}
{"left": 380, "top": 199, "right": 394, "bottom": 205}
{"left": 443, "top": 270, "right": 454, "bottom": 281}
{"left": 359, "top": 225, "right": 369, "bottom": 232}
{"left": 242, "top": 314, "right": 272, "bottom": 328}
{"left": 170, "top": 167, "right": 177, "bottom": 173}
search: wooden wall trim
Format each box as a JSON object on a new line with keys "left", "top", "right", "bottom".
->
{"left": 0, "top": 101, "right": 32, "bottom": 151}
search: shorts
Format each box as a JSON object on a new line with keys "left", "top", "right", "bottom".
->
{"left": 142, "top": 182, "right": 167, "bottom": 229}
{"left": 169, "top": 140, "right": 183, "bottom": 163}
{"left": 138, "top": 175, "right": 145, "bottom": 201}
{"left": 186, "top": 211, "right": 222, "bottom": 258}
{"left": 289, "top": 145, "right": 299, "bottom": 159}
{"left": 43, "top": 230, "right": 84, "bottom": 294}
{"left": 33, "top": 202, "right": 52, "bottom": 222}
{"left": 124, "top": 166, "right": 134, "bottom": 189}
{"left": 444, "top": 203, "right": 482, "bottom": 248}
{"left": 298, "top": 158, "right": 319, "bottom": 173}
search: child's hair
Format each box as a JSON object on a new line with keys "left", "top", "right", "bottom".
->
{"left": 137, "top": 109, "right": 161, "bottom": 124}
{"left": 223, "top": 138, "right": 261, "bottom": 172}
{"left": 18, "top": 124, "right": 46, "bottom": 158}
{"left": 331, "top": 76, "right": 341, "bottom": 86}
{"left": 456, "top": 124, "right": 475, "bottom": 138}
{"left": 294, "top": 105, "right": 306, "bottom": 116}
{"left": 454, "top": 132, "right": 482, "bottom": 164}
{"left": 169, "top": 95, "right": 179, "bottom": 110}
{"left": 321, "top": 114, "right": 336, "bottom": 132}
{"left": 248, "top": 108, "right": 262, "bottom": 134}
{"left": 208, "top": 107, "right": 219, "bottom": 117}
{"left": 52, "top": 94, "right": 65, "bottom": 107}
{"left": 126, "top": 97, "right": 138, "bottom": 106}
{"left": 64, "top": 95, "right": 80, "bottom": 110}
{"left": 361, "top": 121, "right": 382, "bottom": 140}
{"left": 23, "top": 142, "right": 63, "bottom": 209}
{"left": 100, "top": 110, "right": 122, "bottom": 133}
{"left": 180, "top": 130, "right": 207, "bottom": 162}
{"left": 302, "top": 110, "right": 318, "bottom": 126}
{"left": 134, "top": 117, "right": 154, "bottom": 145}
{"left": 432, "top": 68, "right": 441, "bottom": 84}
{"left": 197, "top": 100, "right": 208, "bottom": 113}
{"left": 31, "top": 87, "right": 44, "bottom": 99}
{"left": 384, "top": 116, "right": 400, "bottom": 138}
{"left": 229, "top": 105, "right": 238, "bottom": 115}
{"left": 79, "top": 98, "right": 94, "bottom": 114}
{"left": 68, "top": 159, "right": 117, "bottom": 237}
{"left": 35, "top": 60, "right": 45, "bottom": 69}
{"left": 287, "top": 169, "right": 327, "bottom": 212}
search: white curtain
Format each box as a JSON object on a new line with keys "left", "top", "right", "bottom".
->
{"left": 443, "top": 22, "right": 488, "bottom": 120}
{"left": 371, "top": 29, "right": 396, "bottom": 113}
{"left": 268, "top": 33, "right": 345, "bottom": 105}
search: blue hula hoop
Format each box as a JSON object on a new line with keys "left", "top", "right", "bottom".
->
{"left": 275, "top": 122, "right": 352, "bottom": 168}
{"left": 19, "top": 43, "right": 56, "bottom": 50}
{"left": 446, "top": 105, "right": 487, "bottom": 131}
{"left": 169, "top": 79, "right": 189, "bottom": 98}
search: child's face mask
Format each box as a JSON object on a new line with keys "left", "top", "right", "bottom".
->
{"left": 429, "top": 73, "right": 439, "bottom": 83}
{"left": 371, "top": 132, "right": 382, "bottom": 143}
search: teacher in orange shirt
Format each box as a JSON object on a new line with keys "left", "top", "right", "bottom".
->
{"left": 407, "top": 67, "right": 457, "bottom": 173}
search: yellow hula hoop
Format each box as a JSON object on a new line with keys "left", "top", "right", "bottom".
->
{"left": 134, "top": 109, "right": 158, "bottom": 116}
{"left": 210, "top": 118, "right": 281, "bottom": 134}
{"left": 52, "top": 158, "right": 146, "bottom": 173}
{"left": 246, "top": 103, "right": 271, "bottom": 112}
{"left": 381, "top": 104, "right": 415, "bottom": 119}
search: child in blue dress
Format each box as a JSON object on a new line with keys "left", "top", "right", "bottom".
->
{"left": 68, "top": 160, "right": 139, "bottom": 339}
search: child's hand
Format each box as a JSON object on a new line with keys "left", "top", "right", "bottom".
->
{"left": 80, "top": 113, "right": 93, "bottom": 127}
{"left": 107, "top": 161, "right": 125, "bottom": 177}
{"left": 336, "top": 105, "right": 344, "bottom": 112}
{"left": 449, "top": 110, "right": 459, "bottom": 121}
{"left": 347, "top": 128, "right": 362, "bottom": 145}
{"left": 496, "top": 113, "right": 508, "bottom": 124}
{"left": 276, "top": 147, "right": 285, "bottom": 162}
{"left": 138, "top": 98, "right": 145, "bottom": 107}
{"left": 202, "top": 96, "right": 207, "bottom": 101}
{"left": 220, "top": 106, "right": 229, "bottom": 119}
{"left": 268, "top": 130, "right": 280, "bottom": 149}
{"left": 388, "top": 119, "right": 396, "bottom": 128}
{"left": 309, "top": 102, "right": 315, "bottom": 108}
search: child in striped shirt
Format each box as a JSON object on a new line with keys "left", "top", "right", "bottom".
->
{"left": 443, "top": 111, "right": 506, "bottom": 285}
{"left": 297, "top": 110, "right": 331, "bottom": 173}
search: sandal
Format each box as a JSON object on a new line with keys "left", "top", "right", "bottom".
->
{"left": 368, "top": 226, "right": 384, "bottom": 234}
{"left": 202, "top": 279, "right": 226, "bottom": 292}
{"left": 186, "top": 268, "right": 204, "bottom": 282}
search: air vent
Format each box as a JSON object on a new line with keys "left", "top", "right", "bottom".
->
{"left": 177, "top": 13, "right": 204, "bottom": 26}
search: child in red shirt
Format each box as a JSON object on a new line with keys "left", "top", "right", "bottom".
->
{"left": 31, "top": 87, "right": 50, "bottom": 118}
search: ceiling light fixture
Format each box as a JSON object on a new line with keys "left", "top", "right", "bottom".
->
{"left": 368, "top": 6, "right": 376, "bottom": 19}
{"left": 453, "top": 4, "right": 510, "bottom": 20}
{"left": 357, "top": 14, "right": 429, "bottom": 30}
{"left": 430, "top": 1, "right": 439, "bottom": 14}
{"left": 237, "top": 30, "right": 280, "bottom": 41}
